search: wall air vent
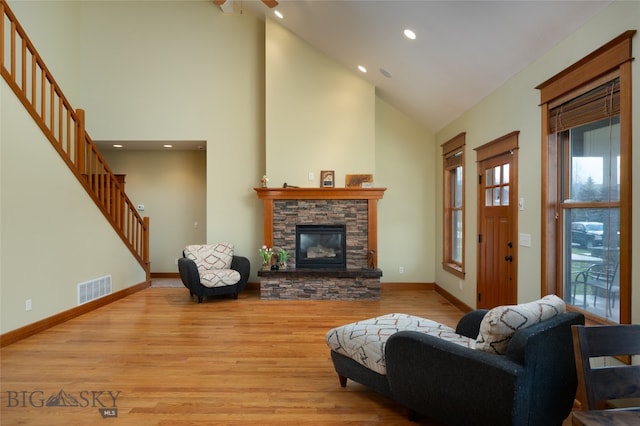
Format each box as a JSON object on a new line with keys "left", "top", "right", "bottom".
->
{"left": 77, "top": 275, "right": 112, "bottom": 305}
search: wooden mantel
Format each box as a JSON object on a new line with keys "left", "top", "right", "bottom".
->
{"left": 254, "top": 187, "right": 386, "bottom": 267}
{"left": 255, "top": 187, "right": 386, "bottom": 200}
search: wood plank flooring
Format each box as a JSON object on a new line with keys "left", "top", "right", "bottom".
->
{"left": 2, "top": 285, "right": 462, "bottom": 425}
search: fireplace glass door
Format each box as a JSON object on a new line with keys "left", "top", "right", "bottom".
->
{"left": 296, "top": 225, "right": 346, "bottom": 269}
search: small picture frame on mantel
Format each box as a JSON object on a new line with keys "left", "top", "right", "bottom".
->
{"left": 320, "top": 170, "right": 335, "bottom": 188}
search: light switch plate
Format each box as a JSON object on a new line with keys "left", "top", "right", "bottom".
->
{"left": 519, "top": 233, "right": 532, "bottom": 247}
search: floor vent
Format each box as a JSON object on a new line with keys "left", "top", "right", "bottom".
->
{"left": 77, "top": 275, "right": 112, "bottom": 305}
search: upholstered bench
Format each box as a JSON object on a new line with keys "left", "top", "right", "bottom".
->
{"left": 326, "top": 313, "right": 474, "bottom": 376}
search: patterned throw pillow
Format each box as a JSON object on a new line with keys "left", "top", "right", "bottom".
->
{"left": 184, "top": 243, "right": 234, "bottom": 271}
{"left": 475, "top": 294, "right": 566, "bottom": 354}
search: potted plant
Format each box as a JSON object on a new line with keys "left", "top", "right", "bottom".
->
{"left": 259, "top": 245, "right": 273, "bottom": 270}
{"left": 277, "top": 248, "right": 289, "bottom": 270}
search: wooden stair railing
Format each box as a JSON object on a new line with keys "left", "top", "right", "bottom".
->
{"left": 0, "top": 0, "right": 150, "bottom": 275}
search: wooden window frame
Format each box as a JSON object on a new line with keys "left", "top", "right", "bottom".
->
{"left": 442, "top": 132, "right": 466, "bottom": 278}
{"left": 537, "top": 31, "right": 634, "bottom": 324}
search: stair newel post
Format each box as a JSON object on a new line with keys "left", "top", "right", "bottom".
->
{"left": 75, "top": 108, "right": 86, "bottom": 173}
{"left": 143, "top": 216, "right": 151, "bottom": 281}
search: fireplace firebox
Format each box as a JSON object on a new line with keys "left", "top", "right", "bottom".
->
{"left": 296, "top": 224, "right": 346, "bottom": 269}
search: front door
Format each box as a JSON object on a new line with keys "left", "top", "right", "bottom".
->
{"left": 476, "top": 133, "right": 519, "bottom": 308}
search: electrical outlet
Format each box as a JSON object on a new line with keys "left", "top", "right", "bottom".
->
{"left": 25, "top": 299, "right": 32, "bottom": 311}
{"left": 175, "top": 258, "right": 180, "bottom": 265}
{"left": 459, "top": 280, "right": 463, "bottom": 290}
{"left": 308, "top": 172, "right": 314, "bottom": 181}
{"left": 399, "top": 266, "right": 405, "bottom": 274}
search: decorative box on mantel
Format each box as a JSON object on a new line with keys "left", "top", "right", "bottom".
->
{"left": 254, "top": 187, "right": 386, "bottom": 300}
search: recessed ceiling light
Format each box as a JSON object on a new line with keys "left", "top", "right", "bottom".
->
{"left": 163, "top": 144, "right": 173, "bottom": 148}
{"left": 113, "top": 144, "right": 123, "bottom": 148}
{"left": 274, "top": 10, "right": 283, "bottom": 19}
{"left": 380, "top": 68, "right": 392, "bottom": 78}
{"left": 403, "top": 29, "right": 416, "bottom": 40}
{"left": 358, "top": 65, "right": 367, "bottom": 73}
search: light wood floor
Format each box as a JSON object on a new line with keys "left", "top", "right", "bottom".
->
{"left": 1, "top": 284, "right": 465, "bottom": 425}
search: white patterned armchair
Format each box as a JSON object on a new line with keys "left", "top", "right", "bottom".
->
{"left": 178, "top": 244, "right": 250, "bottom": 303}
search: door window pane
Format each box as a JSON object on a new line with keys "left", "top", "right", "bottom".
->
{"left": 485, "top": 163, "right": 509, "bottom": 207}
{"left": 486, "top": 169, "right": 495, "bottom": 186}
{"left": 501, "top": 186, "right": 509, "bottom": 206}
{"left": 493, "top": 188, "right": 501, "bottom": 206}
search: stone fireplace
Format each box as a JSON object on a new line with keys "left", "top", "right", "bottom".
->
{"left": 255, "top": 187, "right": 385, "bottom": 299}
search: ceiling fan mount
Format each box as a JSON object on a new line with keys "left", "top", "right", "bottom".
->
{"left": 214, "top": 0, "right": 278, "bottom": 13}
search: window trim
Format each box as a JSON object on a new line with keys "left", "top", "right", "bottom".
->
{"left": 442, "top": 132, "right": 466, "bottom": 278}
{"left": 537, "top": 30, "right": 634, "bottom": 324}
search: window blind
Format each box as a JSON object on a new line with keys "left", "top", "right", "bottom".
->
{"left": 549, "top": 78, "right": 619, "bottom": 133}
{"left": 446, "top": 151, "right": 463, "bottom": 168}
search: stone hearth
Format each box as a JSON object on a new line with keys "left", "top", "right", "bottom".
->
{"left": 257, "top": 268, "right": 383, "bottom": 300}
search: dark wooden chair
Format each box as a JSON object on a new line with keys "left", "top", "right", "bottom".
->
{"left": 571, "top": 324, "right": 640, "bottom": 411}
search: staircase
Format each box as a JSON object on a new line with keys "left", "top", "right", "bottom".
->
{"left": 0, "top": 0, "right": 150, "bottom": 276}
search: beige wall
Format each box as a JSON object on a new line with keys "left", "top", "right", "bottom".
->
{"left": 75, "top": 1, "right": 265, "bottom": 269}
{"left": 7, "top": 0, "right": 81, "bottom": 106}
{"left": 101, "top": 150, "right": 207, "bottom": 273}
{"left": 264, "top": 20, "right": 436, "bottom": 280}
{"left": 265, "top": 19, "right": 376, "bottom": 187}
{"left": 376, "top": 98, "right": 436, "bottom": 281}
{"left": 434, "top": 0, "right": 640, "bottom": 323}
{"left": 1, "top": 79, "right": 146, "bottom": 333}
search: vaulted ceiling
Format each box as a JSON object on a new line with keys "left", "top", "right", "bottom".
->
{"left": 239, "top": 0, "right": 612, "bottom": 132}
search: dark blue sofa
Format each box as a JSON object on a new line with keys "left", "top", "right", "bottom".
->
{"left": 384, "top": 310, "right": 585, "bottom": 425}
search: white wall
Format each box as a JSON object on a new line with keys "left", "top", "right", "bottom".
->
{"left": 435, "top": 0, "right": 640, "bottom": 324}
{"left": 101, "top": 150, "right": 207, "bottom": 273}
{"left": 1, "top": 79, "right": 146, "bottom": 333}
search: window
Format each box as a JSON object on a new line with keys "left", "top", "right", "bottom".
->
{"left": 442, "top": 133, "right": 466, "bottom": 278}
{"left": 537, "top": 31, "right": 634, "bottom": 324}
